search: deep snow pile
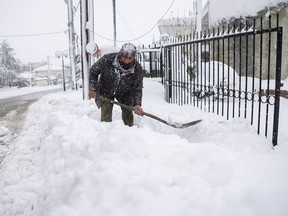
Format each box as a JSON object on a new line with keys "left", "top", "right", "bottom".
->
{"left": 0, "top": 78, "right": 287, "bottom": 216}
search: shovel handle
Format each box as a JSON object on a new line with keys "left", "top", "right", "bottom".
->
{"left": 97, "top": 95, "right": 135, "bottom": 111}
{"left": 96, "top": 95, "right": 201, "bottom": 128}
{"left": 97, "top": 95, "right": 169, "bottom": 124}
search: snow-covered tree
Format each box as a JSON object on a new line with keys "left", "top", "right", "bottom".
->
{"left": 0, "top": 40, "right": 21, "bottom": 86}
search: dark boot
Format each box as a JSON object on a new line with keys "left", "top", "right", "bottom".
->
{"left": 121, "top": 107, "right": 134, "bottom": 126}
{"left": 101, "top": 101, "right": 113, "bottom": 122}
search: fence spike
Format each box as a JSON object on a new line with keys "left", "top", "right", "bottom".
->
{"left": 241, "top": 23, "right": 247, "bottom": 32}
{"left": 247, "top": 26, "right": 253, "bottom": 32}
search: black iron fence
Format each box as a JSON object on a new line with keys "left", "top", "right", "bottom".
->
{"left": 137, "top": 46, "right": 163, "bottom": 79}
{"left": 140, "top": 14, "right": 283, "bottom": 146}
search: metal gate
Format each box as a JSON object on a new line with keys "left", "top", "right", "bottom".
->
{"left": 137, "top": 46, "right": 163, "bottom": 80}
{"left": 159, "top": 15, "right": 283, "bottom": 146}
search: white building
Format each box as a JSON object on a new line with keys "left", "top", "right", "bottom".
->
{"left": 33, "top": 64, "right": 70, "bottom": 86}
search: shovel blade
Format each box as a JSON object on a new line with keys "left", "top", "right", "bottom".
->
{"left": 172, "top": 119, "right": 202, "bottom": 128}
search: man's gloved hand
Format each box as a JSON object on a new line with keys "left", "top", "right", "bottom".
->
{"left": 134, "top": 105, "right": 144, "bottom": 116}
{"left": 88, "top": 90, "right": 97, "bottom": 99}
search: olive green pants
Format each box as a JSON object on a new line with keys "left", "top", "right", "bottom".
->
{"left": 101, "top": 101, "right": 134, "bottom": 126}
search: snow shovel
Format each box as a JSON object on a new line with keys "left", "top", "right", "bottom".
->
{"left": 97, "top": 95, "right": 202, "bottom": 129}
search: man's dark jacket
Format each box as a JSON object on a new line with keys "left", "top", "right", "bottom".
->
{"left": 89, "top": 53, "right": 144, "bottom": 107}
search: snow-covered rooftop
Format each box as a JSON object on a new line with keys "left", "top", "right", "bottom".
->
{"left": 34, "top": 64, "right": 64, "bottom": 71}
{"left": 209, "top": 0, "right": 285, "bottom": 23}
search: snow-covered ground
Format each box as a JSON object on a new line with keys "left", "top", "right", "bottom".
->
{"left": 0, "top": 78, "right": 287, "bottom": 216}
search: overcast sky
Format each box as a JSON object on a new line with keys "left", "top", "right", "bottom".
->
{"left": 0, "top": 0, "right": 195, "bottom": 64}
{"left": 0, "top": 0, "right": 283, "bottom": 64}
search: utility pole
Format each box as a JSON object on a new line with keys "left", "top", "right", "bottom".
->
{"left": 55, "top": 51, "right": 69, "bottom": 91}
{"left": 80, "top": 0, "right": 90, "bottom": 100}
{"left": 196, "top": 0, "right": 202, "bottom": 33}
{"left": 47, "top": 56, "right": 50, "bottom": 86}
{"left": 196, "top": 0, "right": 202, "bottom": 74}
{"left": 66, "top": 0, "right": 77, "bottom": 90}
{"left": 29, "top": 62, "right": 33, "bottom": 87}
{"left": 112, "top": 0, "right": 116, "bottom": 47}
{"left": 88, "top": 0, "right": 95, "bottom": 65}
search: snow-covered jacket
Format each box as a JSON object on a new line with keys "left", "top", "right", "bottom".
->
{"left": 89, "top": 53, "right": 144, "bottom": 107}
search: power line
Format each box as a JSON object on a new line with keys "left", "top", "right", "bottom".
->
{"left": 73, "top": 0, "right": 81, "bottom": 17}
{"left": 94, "top": 0, "right": 176, "bottom": 43}
{"left": 0, "top": 31, "right": 66, "bottom": 38}
{"left": 75, "top": 0, "right": 80, "bottom": 13}
{"left": 0, "top": 0, "right": 176, "bottom": 42}
{"left": 116, "top": 8, "right": 140, "bottom": 44}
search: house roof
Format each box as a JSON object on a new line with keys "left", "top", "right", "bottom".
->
{"left": 19, "top": 72, "right": 32, "bottom": 79}
{"left": 34, "top": 64, "right": 65, "bottom": 71}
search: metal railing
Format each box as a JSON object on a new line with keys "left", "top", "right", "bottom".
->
{"left": 142, "top": 14, "right": 283, "bottom": 146}
{"left": 137, "top": 46, "right": 163, "bottom": 79}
